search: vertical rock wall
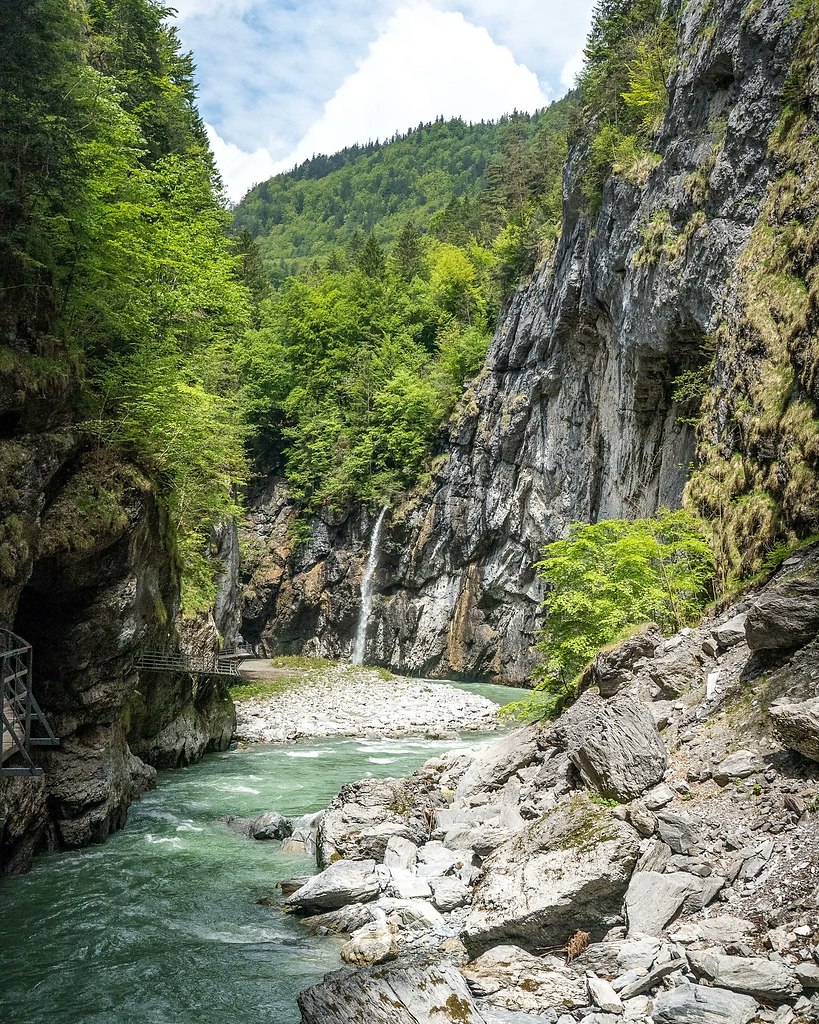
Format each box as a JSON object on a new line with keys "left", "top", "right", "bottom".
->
{"left": 243, "top": 0, "right": 807, "bottom": 683}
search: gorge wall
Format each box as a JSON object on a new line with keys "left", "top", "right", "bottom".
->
{"left": 0, "top": 434, "right": 239, "bottom": 873}
{"left": 243, "top": 0, "right": 817, "bottom": 682}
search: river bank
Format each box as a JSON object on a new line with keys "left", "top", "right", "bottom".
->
{"left": 233, "top": 662, "right": 504, "bottom": 743}
{"left": 279, "top": 556, "right": 819, "bottom": 1024}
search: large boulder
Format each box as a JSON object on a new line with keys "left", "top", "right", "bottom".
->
{"left": 462, "top": 945, "right": 585, "bottom": 1014}
{"left": 550, "top": 692, "right": 667, "bottom": 801}
{"left": 579, "top": 624, "right": 663, "bottom": 696}
{"left": 745, "top": 564, "right": 819, "bottom": 652}
{"left": 463, "top": 794, "right": 640, "bottom": 954}
{"left": 251, "top": 811, "right": 292, "bottom": 841}
{"left": 687, "top": 949, "right": 802, "bottom": 1002}
{"left": 317, "top": 777, "right": 437, "bottom": 866}
{"left": 298, "top": 963, "right": 489, "bottom": 1024}
{"left": 769, "top": 697, "right": 819, "bottom": 762}
{"left": 284, "top": 859, "right": 384, "bottom": 913}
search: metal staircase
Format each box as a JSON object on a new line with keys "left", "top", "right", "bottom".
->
{"left": 1, "top": 629, "right": 59, "bottom": 777}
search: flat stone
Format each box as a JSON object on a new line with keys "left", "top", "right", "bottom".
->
{"left": 429, "top": 875, "right": 471, "bottom": 912}
{"left": 298, "top": 963, "right": 488, "bottom": 1023}
{"left": 795, "top": 964, "right": 819, "bottom": 989}
{"left": 643, "top": 783, "right": 675, "bottom": 811}
{"left": 383, "top": 835, "right": 418, "bottom": 871}
{"left": 697, "top": 916, "right": 756, "bottom": 945}
{"left": 653, "top": 982, "right": 758, "bottom": 1024}
{"left": 687, "top": 949, "right": 802, "bottom": 1001}
{"left": 618, "top": 959, "right": 687, "bottom": 1000}
{"left": 712, "top": 614, "right": 748, "bottom": 650}
{"left": 587, "top": 974, "right": 623, "bottom": 1013}
{"left": 385, "top": 867, "right": 432, "bottom": 900}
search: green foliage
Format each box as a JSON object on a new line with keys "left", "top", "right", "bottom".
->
{"left": 234, "top": 114, "right": 531, "bottom": 278}
{"left": 578, "top": 0, "right": 678, "bottom": 209}
{"left": 507, "top": 510, "right": 715, "bottom": 721}
{"left": 237, "top": 240, "right": 493, "bottom": 514}
{"left": 1, "top": 0, "right": 251, "bottom": 612}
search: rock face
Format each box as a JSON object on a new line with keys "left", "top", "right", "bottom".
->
{"left": 0, "top": 444, "right": 239, "bottom": 870}
{"left": 318, "top": 777, "right": 437, "bottom": 866}
{"left": 550, "top": 692, "right": 667, "bottom": 802}
{"left": 463, "top": 795, "right": 640, "bottom": 954}
{"left": 242, "top": 0, "right": 807, "bottom": 683}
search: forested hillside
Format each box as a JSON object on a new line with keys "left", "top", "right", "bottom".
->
{"left": 232, "top": 111, "right": 567, "bottom": 281}
{"left": 233, "top": 100, "right": 574, "bottom": 517}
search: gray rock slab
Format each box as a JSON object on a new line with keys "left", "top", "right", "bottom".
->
{"left": 618, "top": 958, "right": 687, "bottom": 999}
{"left": 463, "top": 945, "right": 586, "bottom": 1012}
{"left": 429, "top": 875, "right": 471, "bottom": 912}
{"left": 624, "top": 871, "right": 702, "bottom": 936}
{"left": 652, "top": 982, "right": 758, "bottom": 1024}
{"left": 550, "top": 691, "right": 668, "bottom": 802}
{"left": 712, "top": 613, "right": 748, "bottom": 650}
{"left": 712, "top": 749, "right": 764, "bottom": 785}
{"left": 687, "top": 949, "right": 802, "bottom": 1001}
{"left": 745, "top": 566, "right": 819, "bottom": 652}
{"left": 656, "top": 810, "right": 696, "bottom": 855}
{"left": 456, "top": 725, "right": 542, "bottom": 801}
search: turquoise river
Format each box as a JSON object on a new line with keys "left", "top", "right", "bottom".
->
{"left": 0, "top": 680, "right": 526, "bottom": 1024}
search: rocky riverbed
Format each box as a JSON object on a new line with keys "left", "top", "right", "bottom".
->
{"left": 233, "top": 664, "right": 501, "bottom": 743}
{"left": 244, "top": 548, "right": 819, "bottom": 1023}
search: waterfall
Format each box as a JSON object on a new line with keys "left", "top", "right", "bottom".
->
{"left": 351, "top": 506, "right": 388, "bottom": 666}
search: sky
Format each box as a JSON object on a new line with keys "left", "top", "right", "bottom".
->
{"left": 171, "top": 0, "right": 596, "bottom": 203}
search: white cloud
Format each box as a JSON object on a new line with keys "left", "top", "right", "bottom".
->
{"left": 276, "top": 2, "right": 549, "bottom": 173}
{"left": 206, "top": 124, "right": 277, "bottom": 204}
{"left": 560, "top": 48, "right": 585, "bottom": 90}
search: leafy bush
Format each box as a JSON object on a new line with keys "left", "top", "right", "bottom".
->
{"left": 505, "top": 509, "right": 715, "bottom": 721}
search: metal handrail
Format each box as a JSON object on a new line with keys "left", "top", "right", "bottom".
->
{"left": 1, "top": 629, "right": 59, "bottom": 777}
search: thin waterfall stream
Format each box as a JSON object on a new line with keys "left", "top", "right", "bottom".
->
{"left": 351, "top": 506, "right": 388, "bottom": 666}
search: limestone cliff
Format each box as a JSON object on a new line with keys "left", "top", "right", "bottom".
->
{"left": 242, "top": 0, "right": 817, "bottom": 682}
{"left": 0, "top": 438, "right": 239, "bottom": 873}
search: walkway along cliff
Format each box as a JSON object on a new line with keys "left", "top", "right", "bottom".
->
{"left": 241, "top": 0, "right": 818, "bottom": 683}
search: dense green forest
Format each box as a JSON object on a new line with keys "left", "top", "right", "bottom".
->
{"left": 233, "top": 113, "right": 552, "bottom": 282}
{"left": 1, "top": 0, "right": 252, "bottom": 610}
